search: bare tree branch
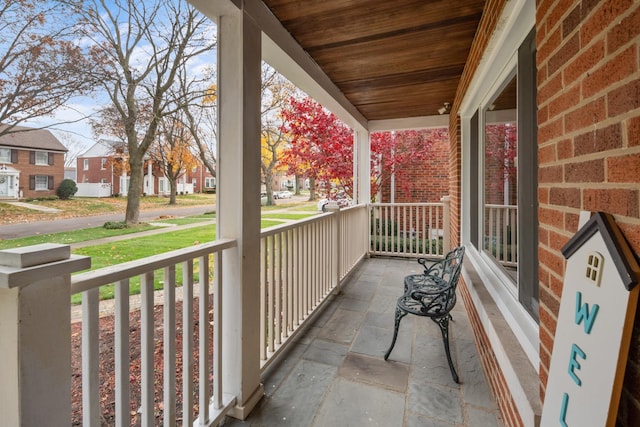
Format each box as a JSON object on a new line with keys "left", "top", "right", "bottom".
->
{"left": 78, "top": 0, "right": 216, "bottom": 224}
{"left": 0, "top": 0, "right": 96, "bottom": 137}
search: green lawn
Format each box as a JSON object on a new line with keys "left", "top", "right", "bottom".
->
{"left": 292, "top": 203, "right": 322, "bottom": 212}
{"left": 261, "top": 213, "right": 316, "bottom": 220}
{"left": 69, "top": 218, "right": 286, "bottom": 303}
{"left": 151, "top": 216, "right": 214, "bottom": 225}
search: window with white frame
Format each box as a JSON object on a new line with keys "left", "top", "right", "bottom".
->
{"left": 158, "top": 177, "right": 167, "bottom": 193}
{"left": 35, "top": 175, "right": 49, "bottom": 190}
{"left": 468, "top": 28, "right": 538, "bottom": 321}
{"left": 35, "top": 151, "right": 49, "bottom": 165}
{"left": 84, "top": 159, "right": 89, "bottom": 170}
{"left": 204, "top": 177, "right": 215, "bottom": 188}
{"left": 101, "top": 158, "right": 107, "bottom": 170}
{"left": 0, "top": 148, "right": 11, "bottom": 163}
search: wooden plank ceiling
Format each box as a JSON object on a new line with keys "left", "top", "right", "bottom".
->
{"left": 263, "top": 0, "right": 487, "bottom": 121}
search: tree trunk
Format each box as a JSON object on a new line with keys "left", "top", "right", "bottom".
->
{"left": 294, "top": 174, "right": 302, "bottom": 195}
{"left": 169, "top": 178, "right": 177, "bottom": 205}
{"left": 265, "top": 170, "right": 275, "bottom": 206}
{"left": 125, "top": 156, "right": 144, "bottom": 224}
{"left": 308, "top": 176, "right": 316, "bottom": 201}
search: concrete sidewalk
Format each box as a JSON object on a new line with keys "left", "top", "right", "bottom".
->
{"left": 69, "top": 219, "right": 216, "bottom": 249}
{"left": 4, "top": 201, "right": 61, "bottom": 212}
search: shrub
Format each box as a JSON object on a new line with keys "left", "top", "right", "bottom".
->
{"left": 57, "top": 179, "right": 78, "bottom": 200}
{"left": 103, "top": 221, "right": 128, "bottom": 229}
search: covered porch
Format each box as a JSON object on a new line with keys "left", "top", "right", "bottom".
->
{"left": 226, "top": 256, "right": 501, "bottom": 427}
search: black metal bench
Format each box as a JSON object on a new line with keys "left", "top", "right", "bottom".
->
{"left": 384, "top": 246, "right": 465, "bottom": 383}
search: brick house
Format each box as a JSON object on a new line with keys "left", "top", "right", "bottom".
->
{"left": 77, "top": 139, "right": 215, "bottom": 196}
{"left": 0, "top": 125, "right": 67, "bottom": 199}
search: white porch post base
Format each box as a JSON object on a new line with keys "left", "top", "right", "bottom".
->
{"left": 228, "top": 384, "right": 265, "bottom": 420}
{"left": 0, "top": 244, "right": 90, "bottom": 427}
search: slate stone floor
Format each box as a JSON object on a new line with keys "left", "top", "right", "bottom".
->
{"left": 223, "top": 257, "right": 503, "bottom": 427}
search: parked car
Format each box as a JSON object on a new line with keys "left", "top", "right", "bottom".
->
{"left": 317, "top": 195, "right": 351, "bottom": 212}
{"left": 276, "top": 190, "right": 293, "bottom": 199}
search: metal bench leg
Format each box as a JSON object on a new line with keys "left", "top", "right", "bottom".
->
{"left": 384, "top": 306, "right": 407, "bottom": 360}
{"left": 432, "top": 315, "right": 459, "bottom": 383}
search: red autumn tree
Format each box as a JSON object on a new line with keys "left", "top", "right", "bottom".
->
{"left": 280, "top": 96, "right": 354, "bottom": 201}
{"left": 281, "top": 95, "right": 449, "bottom": 202}
{"left": 484, "top": 123, "right": 517, "bottom": 205}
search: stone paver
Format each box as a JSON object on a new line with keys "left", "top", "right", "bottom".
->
{"left": 222, "top": 258, "right": 503, "bottom": 426}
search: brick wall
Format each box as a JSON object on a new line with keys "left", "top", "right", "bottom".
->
{"left": 77, "top": 157, "right": 112, "bottom": 184}
{"left": 15, "top": 149, "right": 66, "bottom": 199}
{"left": 380, "top": 136, "right": 449, "bottom": 203}
{"left": 536, "top": 0, "right": 640, "bottom": 424}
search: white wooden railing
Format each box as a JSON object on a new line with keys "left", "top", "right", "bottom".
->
{"left": 0, "top": 201, "right": 452, "bottom": 426}
{"left": 484, "top": 204, "right": 518, "bottom": 267}
{"left": 369, "top": 199, "right": 450, "bottom": 258}
{"left": 71, "top": 239, "right": 237, "bottom": 427}
{"left": 259, "top": 204, "right": 369, "bottom": 368}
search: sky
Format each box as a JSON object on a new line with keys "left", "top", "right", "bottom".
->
{"left": 25, "top": 97, "right": 101, "bottom": 149}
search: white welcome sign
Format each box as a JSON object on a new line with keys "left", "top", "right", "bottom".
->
{"left": 541, "top": 212, "right": 639, "bottom": 426}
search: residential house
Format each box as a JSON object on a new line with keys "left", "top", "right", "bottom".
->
{"left": 77, "top": 138, "right": 215, "bottom": 196}
{"left": 2, "top": 1, "right": 640, "bottom": 426}
{"left": 0, "top": 125, "right": 67, "bottom": 199}
{"left": 76, "top": 138, "right": 129, "bottom": 196}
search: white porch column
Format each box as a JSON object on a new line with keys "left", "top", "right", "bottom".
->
{"left": 354, "top": 128, "right": 370, "bottom": 204}
{"left": 217, "top": 5, "right": 264, "bottom": 420}
{"left": 146, "top": 159, "right": 154, "bottom": 195}
{"left": 0, "top": 244, "right": 90, "bottom": 427}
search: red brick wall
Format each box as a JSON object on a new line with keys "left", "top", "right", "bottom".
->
{"left": 537, "top": 0, "right": 640, "bottom": 424}
{"left": 15, "top": 149, "right": 66, "bottom": 199}
{"left": 77, "top": 157, "right": 112, "bottom": 183}
{"left": 380, "top": 136, "right": 449, "bottom": 203}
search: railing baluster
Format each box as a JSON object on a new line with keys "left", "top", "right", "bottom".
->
{"left": 275, "top": 233, "right": 282, "bottom": 345}
{"left": 421, "top": 205, "right": 426, "bottom": 255}
{"left": 268, "top": 235, "right": 275, "bottom": 353}
{"left": 260, "top": 238, "right": 266, "bottom": 360}
{"left": 304, "top": 224, "right": 309, "bottom": 316}
{"left": 293, "top": 227, "right": 299, "bottom": 327}
{"left": 82, "top": 287, "right": 100, "bottom": 427}
{"left": 213, "top": 252, "right": 222, "bottom": 410}
{"left": 163, "top": 265, "right": 176, "bottom": 426}
{"left": 198, "top": 256, "right": 210, "bottom": 423}
{"left": 511, "top": 207, "right": 517, "bottom": 263}
{"left": 286, "top": 229, "right": 293, "bottom": 335}
{"left": 182, "top": 261, "right": 194, "bottom": 427}
{"left": 115, "top": 279, "right": 130, "bottom": 427}
{"left": 141, "top": 271, "right": 155, "bottom": 427}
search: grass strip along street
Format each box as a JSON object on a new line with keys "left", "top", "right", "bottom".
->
{"left": 67, "top": 218, "right": 286, "bottom": 303}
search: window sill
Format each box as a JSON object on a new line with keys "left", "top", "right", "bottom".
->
{"left": 462, "top": 254, "right": 542, "bottom": 426}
